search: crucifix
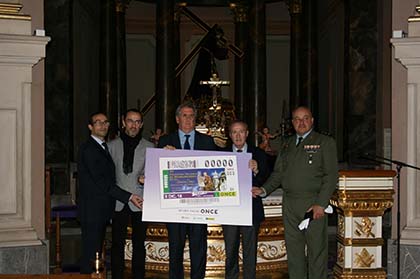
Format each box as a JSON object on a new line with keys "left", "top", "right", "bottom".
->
{"left": 199, "top": 73, "right": 230, "bottom": 109}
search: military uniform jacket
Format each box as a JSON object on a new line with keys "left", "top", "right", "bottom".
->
{"left": 108, "top": 137, "right": 154, "bottom": 212}
{"left": 263, "top": 131, "right": 338, "bottom": 208}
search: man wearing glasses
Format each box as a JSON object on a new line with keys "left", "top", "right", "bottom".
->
{"left": 108, "top": 109, "right": 154, "bottom": 279}
{"left": 78, "top": 112, "right": 143, "bottom": 274}
{"left": 252, "top": 106, "right": 338, "bottom": 279}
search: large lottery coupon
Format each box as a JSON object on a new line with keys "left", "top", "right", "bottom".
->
{"left": 142, "top": 148, "right": 252, "bottom": 225}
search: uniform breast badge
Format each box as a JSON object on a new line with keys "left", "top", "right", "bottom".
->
{"left": 304, "top": 145, "right": 320, "bottom": 164}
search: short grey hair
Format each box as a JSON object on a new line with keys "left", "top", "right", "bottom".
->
{"left": 175, "top": 102, "right": 197, "bottom": 117}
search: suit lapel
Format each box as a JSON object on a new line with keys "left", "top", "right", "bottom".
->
{"left": 173, "top": 132, "right": 182, "bottom": 149}
{"left": 193, "top": 131, "right": 200, "bottom": 150}
{"left": 89, "top": 137, "right": 113, "bottom": 162}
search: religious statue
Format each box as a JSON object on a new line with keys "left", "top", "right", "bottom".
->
{"left": 150, "top": 128, "right": 165, "bottom": 147}
{"left": 257, "top": 127, "right": 280, "bottom": 154}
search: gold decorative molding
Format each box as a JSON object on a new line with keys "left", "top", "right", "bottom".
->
{"left": 145, "top": 262, "right": 169, "bottom": 273}
{"left": 259, "top": 222, "right": 284, "bottom": 237}
{"left": 257, "top": 241, "right": 287, "bottom": 260}
{"left": 207, "top": 244, "right": 226, "bottom": 262}
{"left": 339, "top": 170, "right": 396, "bottom": 177}
{"left": 207, "top": 225, "right": 225, "bottom": 238}
{"left": 146, "top": 226, "right": 168, "bottom": 238}
{"left": 338, "top": 215, "right": 345, "bottom": 237}
{"left": 229, "top": 3, "right": 248, "bottom": 23}
{"left": 354, "top": 248, "right": 375, "bottom": 268}
{"left": 337, "top": 244, "right": 344, "bottom": 266}
{"left": 333, "top": 266, "right": 387, "bottom": 279}
{"left": 337, "top": 235, "right": 384, "bottom": 246}
{"left": 330, "top": 190, "right": 394, "bottom": 216}
{"left": 408, "top": 5, "right": 420, "bottom": 22}
{"left": 354, "top": 217, "right": 375, "bottom": 238}
{"left": 0, "top": 3, "right": 31, "bottom": 20}
{"left": 256, "top": 261, "right": 288, "bottom": 274}
{"left": 145, "top": 242, "right": 169, "bottom": 262}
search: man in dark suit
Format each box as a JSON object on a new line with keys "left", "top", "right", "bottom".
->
{"left": 158, "top": 102, "right": 217, "bottom": 279}
{"left": 222, "top": 120, "right": 269, "bottom": 279}
{"left": 78, "top": 112, "right": 143, "bottom": 274}
{"left": 252, "top": 106, "right": 338, "bottom": 279}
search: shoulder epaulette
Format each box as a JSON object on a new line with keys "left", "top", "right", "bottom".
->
{"left": 318, "top": 131, "right": 334, "bottom": 138}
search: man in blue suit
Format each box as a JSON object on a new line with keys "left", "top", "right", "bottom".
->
{"left": 158, "top": 102, "right": 217, "bottom": 279}
{"left": 78, "top": 112, "right": 142, "bottom": 274}
{"left": 222, "top": 120, "right": 269, "bottom": 279}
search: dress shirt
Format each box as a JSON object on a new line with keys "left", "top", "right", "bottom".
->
{"left": 91, "top": 135, "right": 106, "bottom": 149}
{"left": 296, "top": 129, "right": 313, "bottom": 145}
{"left": 233, "top": 143, "right": 248, "bottom": 153}
{"left": 178, "top": 129, "right": 195, "bottom": 150}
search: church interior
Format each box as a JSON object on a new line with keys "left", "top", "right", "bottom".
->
{"left": 1, "top": 0, "right": 420, "bottom": 278}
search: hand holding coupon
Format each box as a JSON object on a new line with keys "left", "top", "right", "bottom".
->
{"left": 142, "top": 148, "right": 254, "bottom": 226}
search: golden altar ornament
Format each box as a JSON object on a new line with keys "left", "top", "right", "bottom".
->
{"left": 331, "top": 170, "right": 395, "bottom": 279}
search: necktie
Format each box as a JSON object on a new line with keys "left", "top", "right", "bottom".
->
{"left": 184, "top": 134, "right": 191, "bottom": 150}
{"left": 296, "top": 136, "right": 303, "bottom": 147}
{"left": 102, "top": 142, "right": 110, "bottom": 155}
{"left": 237, "top": 149, "right": 242, "bottom": 153}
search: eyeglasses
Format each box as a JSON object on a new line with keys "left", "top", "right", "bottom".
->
{"left": 93, "top": 120, "right": 110, "bottom": 127}
{"left": 125, "top": 119, "right": 142, "bottom": 125}
{"left": 292, "top": 116, "right": 311, "bottom": 123}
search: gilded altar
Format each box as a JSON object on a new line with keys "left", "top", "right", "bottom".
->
{"left": 124, "top": 189, "right": 287, "bottom": 278}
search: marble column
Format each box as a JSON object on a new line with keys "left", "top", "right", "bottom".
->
{"left": 391, "top": 5, "right": 420, "bottom": 278}
{"left": 344, "top": 0, "right": 378, "bottom": 164}
{"left": 116, "top": 0, "right": 129, "bottom": 120}
{"left": 100, "top": 0, "right": 118, "bottom": 137}
{"left": 230, "top": 2, "right": 249, "bottom": 122}
{"left": 248, "top": 0, "right": 266, "bottom": 145}
{"left": 156, "top": 0, "right": 178, "bottom": 133}
{"left": 288, "top": 0, "right": 303, "bottom": 111}
{"left": 0, "top": 1, "right": 49, "bottom": 273}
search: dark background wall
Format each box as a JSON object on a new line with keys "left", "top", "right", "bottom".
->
{"left": 44, "top": 0, "right": 392, "bottom": 169}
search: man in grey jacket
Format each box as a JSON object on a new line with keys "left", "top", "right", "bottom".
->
{"left": 108, "top": 109, "right": 154, "bottom": 279}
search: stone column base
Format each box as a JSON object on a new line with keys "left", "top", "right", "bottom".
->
{"left": 0, "top": 241, "right": 48, "bottom": 274}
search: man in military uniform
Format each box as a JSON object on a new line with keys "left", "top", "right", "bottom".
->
{"left": 252, "top": 106, "right": 338, "bottom": 279}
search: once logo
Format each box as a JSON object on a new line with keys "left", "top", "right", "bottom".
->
{"left": 200, "top": 208, "right": 218, "bottom": 215}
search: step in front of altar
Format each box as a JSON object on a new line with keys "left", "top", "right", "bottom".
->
{"left": 124, "top": 189, "right": 287, "bottom": 278}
